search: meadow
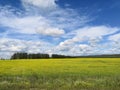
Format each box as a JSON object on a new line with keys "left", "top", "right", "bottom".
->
{"left": 0, "top": 58, "right": 120, "bottom": 90}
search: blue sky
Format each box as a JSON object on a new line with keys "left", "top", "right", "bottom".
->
{"left": 0, "top": 0, "right": 120, "bottom": 58}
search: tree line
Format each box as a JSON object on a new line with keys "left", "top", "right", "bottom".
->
{"left": 10, "top": 52, "right": 72, "bottom": 59}
{"left": 10, "top": 52, "right": 120, "bottom": 60}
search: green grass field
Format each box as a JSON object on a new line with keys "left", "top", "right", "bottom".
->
{"left": 0, "top": 58, "right": 120, "bottom": 90}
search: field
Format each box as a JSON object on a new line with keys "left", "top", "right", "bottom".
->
{"left": 0, "top": 58, "right": 120, "bottom": 90}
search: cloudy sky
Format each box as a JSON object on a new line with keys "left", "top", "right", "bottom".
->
{"left": 0, "top": 0, "right": 120, "bottom": 58}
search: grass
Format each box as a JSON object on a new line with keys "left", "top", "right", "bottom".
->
{"left": 0, "top": 58, "right": 120, "bottom": 90}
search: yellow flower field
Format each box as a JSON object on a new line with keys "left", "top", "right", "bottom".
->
{"left": 0, "top": 58, "right": 120, "bottom": 90}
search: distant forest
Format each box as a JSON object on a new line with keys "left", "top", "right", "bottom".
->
{"left": 10, "top": 52, "right": 72, "bottom": 59}
{"left": 10, "top": 52, "right": 120, "bottom": 59}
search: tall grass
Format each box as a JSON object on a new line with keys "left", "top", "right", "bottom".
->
{"left": 0, "top": 58, "right": 120, "bottom": 90}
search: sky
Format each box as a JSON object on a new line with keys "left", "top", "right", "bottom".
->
{"left": 0, "top": 0, "right": 120, "bottom": 58}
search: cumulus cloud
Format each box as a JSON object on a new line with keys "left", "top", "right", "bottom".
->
{"left": 73, "top": 26, "right": 119, "bottom": 42}
{"left": 109, "top": 33, "right": 120, "bottom": 42}
{"left": 55, "top": 26, "right": 119, "bottom": 55}
{"left": 108, "top": 33, "right": 120, "bottom": 53}
{"left": 60, "top": 26, "right": 119, "bottom": 46}
{"left": 0, "top": 38, "right": 53, "bottom": 58}
{"left": 0, "top": 0, "right": 120, "bottom": 58}
{"left": 22, "top": 0, "right": 57, "bottom": 9}
{"left": 79, "top": 44, "right": 91, "bottom": 51}
{"left": 0, "top": 0, "right": 88, "bottom": 58}
{"left": 0, "top": 0, "right": 87, "bottom": 37}
{"left": 36, "top": 27, "right": 65, "bottom": 37}
{"left": 0, "top": 8, "right": 65, "bottom": 36}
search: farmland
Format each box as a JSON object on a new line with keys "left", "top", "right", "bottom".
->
{"left": 0, "top": 58, "right": 120, "bottom": 90}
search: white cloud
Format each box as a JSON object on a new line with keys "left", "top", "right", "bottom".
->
{"left": 0, "top": 38, "right": 53, "bottom": 58}
{"left": 79, "top": 44, "right": 91, "bottom": 51}
{"left": 0, "top": 0, "right": 89, "bottom": 37}
{"left": 0, "top": 0, "right": 120, "bottom": 58}
{"left": 74, "top": 26, "right": 118, "bottom": 41}
{"left": 109, "top": 33, "right": 120, "bottom": 41}
{"left": 22, "top": 0, "right": 57, "bottom": 9}
{"left": 54, "top": 26, "right": 119, "bottom": 56}
{"left": 0, "top": 9, "right": 65, "bottom": 36}
{"left": 36, "top": 27, "right": 65, "bottom": 37}
{"left": 60, "top": 26, "right": 119, "bottom": 45}
{"left": 0, "top": 0, "right": 90, "bottom": 58}
{"left": 108, "top": 34, "right": 120, "bottom": 53}
{"left": 59, "top": 39, "right": 73, "bottom": 46}
{"left": 0, "top": 15, "right": 42, "bottom": 34}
